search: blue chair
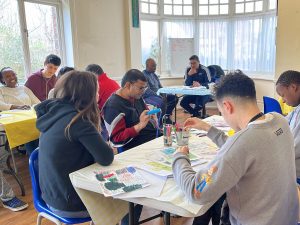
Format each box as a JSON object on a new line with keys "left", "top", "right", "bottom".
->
{"left": 29, "top": 149, "right": 93, "bottom": 225}
{"left": 263, "top": 96, "right": 282, "bottom": 114}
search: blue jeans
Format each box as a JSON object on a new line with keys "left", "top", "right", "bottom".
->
{"left": 121, "top": 204, "right": 143, "bottom": 225}
{"left": 180, "top": 95, "right": 211, "bottom": 117}
{"left": 25, "top": 139, "right": 39, "bottom": 156}
{"left": 192, "top": 194, "right": 226, "bottom": 225}
{"left": 47, "top": 204, "right": 90, "bottom": 218}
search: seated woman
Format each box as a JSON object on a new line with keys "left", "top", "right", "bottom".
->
{"left": 0, "top": 67, "right": 40, "bottom": 111}
{"left": 0, "top": 67, "right": 40, "bottom": 154}
{"left": 35, "top": 70, "right": 114, "bottom": 218}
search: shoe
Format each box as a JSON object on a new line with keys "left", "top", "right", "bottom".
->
{"left": 2, "top": 197, "right": 28, "bottom": 212}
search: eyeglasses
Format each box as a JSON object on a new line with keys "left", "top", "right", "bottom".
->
{"left": 131, "top": 84, "right": 148, "bottom": 92}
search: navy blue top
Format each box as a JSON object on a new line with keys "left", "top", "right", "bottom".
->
{"left": 185, "top": 66, "right": 210, "bottom": 89}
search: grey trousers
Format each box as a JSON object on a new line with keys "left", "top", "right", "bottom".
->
{"left": 0, "top": 133, "right": 15, "bottom": 202}
{"left": 0, "top": 170, "right": 15, "bottom": 202}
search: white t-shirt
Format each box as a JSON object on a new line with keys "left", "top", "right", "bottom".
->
{"left": 0, "top": 86, "right": 40, "bottom": 111}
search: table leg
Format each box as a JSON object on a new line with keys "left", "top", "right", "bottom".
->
{"left": 129, "top": 202, "right": 135, "bottom": 225}
{"left": 10, "top": 150, "right": 18, "bottom": 173}
{"left": 174, "top": 94, "right": 177, "bottom": 124}
{"left": 163, "top": 212, "right": 170, "bottom": 225}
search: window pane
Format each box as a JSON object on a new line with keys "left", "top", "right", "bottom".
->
{"left": 236, "top": 3, "right": 244, "bottom": 13}
{"left": 199, "top": 0, "right": 209, "bottom": 4}
{"left": 269, "top": 0, "right": 277, "bottom": 10}
{"left": 199, "top": 5, "right": 209, "bottom": 15}
{"left": 236, "top": 0, "right": 244, "bottom": 2}
{"left": 255, "top": 1, "right": 263, "bottom": 11}
{"left": 245, "top": 2, "right": 254, "bottom": 12}
{"left": 164, "top": 4, "right": 173, "bottom": 14}
{"left": 220, "top": 4, "right": 229, "bottom": 14}
{"left": 220, "top": 0, "right": 228, "bottom": 3}
{"left": 210, "top": 0, "right": 218, "bottom": 4}
{"left": 184, "top": 0, "right": 192, "bottom": 4}
{"left": 174, "top": 0, "right": 182, "bottom": 4}
{"left": 183, "top": 5, "right": 193, "bottom": 15}
{"left": 174, "top": 5, "right": 183, "bottom": 15}
{"left": 25, "top": 2, "right": 61, "bottom": 73}
{"left": 198, "top": 20, "right": 228, "bottom": 70}
{"left": 209, "top": 5, "right": 219, "bottom": 15}
{"left": 0, "top": 0, "right": 26, "bottom": 81}
{"left": 164, "top": 0, "right": 172, "bottom": 4}
{"left": 149, "top": 0, "right": 158, "bottom": 3}
{"left": 149, "top": 4, "right": 158, "bottom": 14}
{"left": 141, "top": 20, "right": 159, "bottom": 67}
{"left": 141, "top": 2, "right": 149, "bottom": 13}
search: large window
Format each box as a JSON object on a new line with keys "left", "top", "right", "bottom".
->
{"left": 0, "top": 0, "right": 64, "bottom": 82}
{"left": 140, "top": 0, "right": 277, "bottom": 78}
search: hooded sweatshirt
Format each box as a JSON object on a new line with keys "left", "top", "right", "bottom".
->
{"left": 35, "top": 99, "right": 114, "bottom": 211}
{"left": 25, "top": 70, "right": 56, "bottom": 101}
{"left": 173, "top": 113, "right": 298, "bottom": 225}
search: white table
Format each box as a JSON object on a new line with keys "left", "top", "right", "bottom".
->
{"left": 70, "top": 134, "right": 220, "bottom": 225}
{"left": 157, "top": 86, "right": 212, "bottom": 121}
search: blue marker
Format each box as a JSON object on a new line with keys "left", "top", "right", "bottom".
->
{"left": 146, "top": 108, "right": 161, "bottom": 115}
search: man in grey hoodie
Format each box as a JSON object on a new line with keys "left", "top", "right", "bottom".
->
{"left": 172, "top": 70, "right": 299, "bottom": 225}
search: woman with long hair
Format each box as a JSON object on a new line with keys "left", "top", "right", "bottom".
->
{"left": 35, "top": 70, "right": 114, "bottom": 218}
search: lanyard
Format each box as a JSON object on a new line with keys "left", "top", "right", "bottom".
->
{"left": 248, "top": 112, "right": 264, "bottom": 124}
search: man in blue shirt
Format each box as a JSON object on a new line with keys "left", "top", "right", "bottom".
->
{"left": 180, "top": 55, "right": 211, "bottom": 117}
{"left": 143, "top": 58, "right": 178, "bottom": 122}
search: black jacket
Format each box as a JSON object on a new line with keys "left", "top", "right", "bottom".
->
{"left": 35, "top": 99, "right": 114, "bottom": 211}
{"left": 185, "top": 66, "right": 210, "bottom": 88}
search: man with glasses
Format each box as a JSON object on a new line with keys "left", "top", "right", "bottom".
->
{"left": 102, "top": 69, "right": 160, "bottom": 152}
{"left": 180, "top": 55, "right": 211, "bottom": 118}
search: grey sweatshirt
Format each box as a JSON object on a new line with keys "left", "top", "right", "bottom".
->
{"left": 286, "top": 105, "right": 300, "bottom": 178}
{"left": 172, "top": 113, "right": 299, "bottom": 225}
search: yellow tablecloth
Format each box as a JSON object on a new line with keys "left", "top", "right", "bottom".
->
{"left": 0, "top": 109, "right": 39, "bottom": 149}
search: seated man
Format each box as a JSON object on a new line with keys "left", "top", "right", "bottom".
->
{"left": 85, "top": 64, "right": 120, "bottom": 141}
{"left": 142, "top": 58, "right": 178, "bottom": 121}
{"left": 276, "top": 70, "right": 300, "bottom": 180}
{"left": 180, "top": 55, "right": 211, "bottom": 117}
{"left": 102, "top": 69, "right": 160, "bottom": 225}
{"left": 103, "top": 69, "right": 160, "bottom": 151}
{"left": 85, "top": 64, "right": 120, "bottom": 110}
{"left": 174, "top": 70, "right": 299, "bottom": 225}
{"left": 25, "top": 54, "right": 61, "bottom": 101}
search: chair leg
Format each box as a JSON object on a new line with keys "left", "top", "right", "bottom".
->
{"left": 38, "top": 212, "right": 62, "bottom": 225}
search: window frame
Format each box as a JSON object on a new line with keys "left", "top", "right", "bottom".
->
{"left": 16, "top": 0, "right": 66, "bottom": 78}
{"left": 140, "top": 0, "right": 277, "bottom": 77}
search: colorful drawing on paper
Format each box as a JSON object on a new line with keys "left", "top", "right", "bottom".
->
{"left": 95, "top": 166, "right": 149, "bottom": 197}
{"left": 161, "top": 147, "right": 199, "bottom": 162}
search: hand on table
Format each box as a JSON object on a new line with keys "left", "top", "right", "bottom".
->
{"left": 176, "top": 146, "right": 189, "bottom": 155}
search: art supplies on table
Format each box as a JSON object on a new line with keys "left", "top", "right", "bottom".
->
{"left": 95, "top": 166, "right": 150, "bottom": 197}
{"left": 173, "top": 123, "right": 190, "bottom": 146}
{"left": 163, "top": 124, "right": 173, "bottom": 146}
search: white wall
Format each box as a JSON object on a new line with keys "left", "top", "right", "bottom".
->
{"left": 66, "top": 0, "right": 300, "bottom": 107}
{"left": 69, "top": 0, "right": 141, "bottom": 77}
{"left": 275, "top": 0, "right": 300, "bottom": 78}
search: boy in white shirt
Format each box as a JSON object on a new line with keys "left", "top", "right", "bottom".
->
{"left": 276, "top": 70, "right": 300, "bottom": 179}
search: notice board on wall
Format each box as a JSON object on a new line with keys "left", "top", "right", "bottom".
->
{"left": 169, "top": 38, "right": 194, "bottom": 76}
